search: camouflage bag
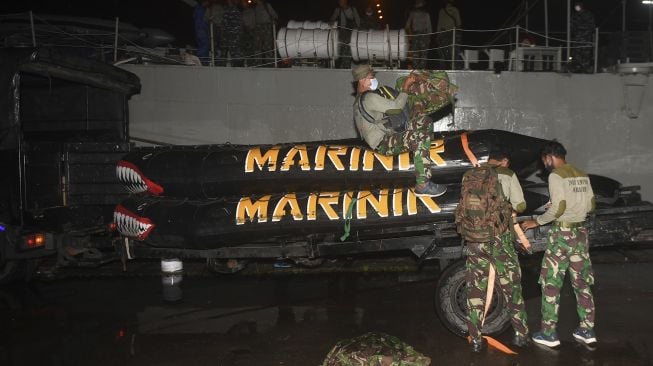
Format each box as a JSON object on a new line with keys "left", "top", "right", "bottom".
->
{"left": 455, "top": 165, "right": 512, "bottom": 243}
{"left": 322, "top": 332, "right": 431, "bottom": 366}
{"left": 394, "top": 70, "right": 458, "bottom": 119}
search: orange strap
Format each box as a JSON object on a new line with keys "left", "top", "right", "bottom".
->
{"left": 512, "top": 213, "right": 531, "bottom": 251}
{"left": 461, "top": 132, "right": 480, "bottom": 167}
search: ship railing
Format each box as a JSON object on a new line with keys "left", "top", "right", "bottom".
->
{"left": 0, "top": 11, "right": 620, "bottom": 73}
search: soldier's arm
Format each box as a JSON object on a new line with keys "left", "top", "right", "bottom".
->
{"left": 405, "top": 13, "right": 413, "bottom": 31}
{"left": 509, "top": 173, "right": 527, "bottom": 214}
{"left": 330, "top": 8, "right": 339, "bottom": 22}
{"left": 587, "top": 177, "right": 596, "bottom": 213}
{"left": 536, "top": 173, "right": 566, "bottom": 225}
{"left": 268, "top": 4, "right": 278, "bottom": 22}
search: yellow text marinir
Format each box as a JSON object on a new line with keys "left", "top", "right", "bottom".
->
{"left": 244, "top": 140, "right": 446, "bottom": 173}
{"left": 235, "top": 190, "right": 441, "bottom": 225}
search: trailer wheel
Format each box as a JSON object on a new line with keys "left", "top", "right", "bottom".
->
{"left": 434, "top": 259, "right": 511, "bottom": 337}
{"left": 207, "top": 258, "right": 248, "bottom": 274}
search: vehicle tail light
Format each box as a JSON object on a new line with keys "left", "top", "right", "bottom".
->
{"left": 24, "top": 233, "right": 46, "bottom": 249}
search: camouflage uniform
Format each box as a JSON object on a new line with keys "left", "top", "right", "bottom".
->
{"left": 219, "top": 4, "right": 243, "bottom": 66}
{"left": 377, "top": 115, "right": 433, "bottom": 185}
{"left": 465, "top": 233, "right": 529, "bottom": 339}
{"left": 535, "top": 163, "right": 596, "bottom": 336}
{"left": 322, "top": 332, "right": 431, "bottom": 366}
{"left": 539, "top": 224, "right": 595, "bottom": 333}
{"left": 570, "top": 9, "right": 595, "bottom": 73}
{"left": 436, "top": 3, "right": 461, "bottom": 69}
{"left": 252, "top": 1, "right": 278, "bottom": 66}
{"left": 405, "top": 7, "right": 432, "bottom": 70}
{"left": 354, "top": 71, "right": 456, "bottom": 185}
{"left": 241, "top": 5, "right": 256, "bottom": 66}
{"left": 465, "top": 165, "right": 528, "bottom": 340}
{"left": 204, "top": 3, "right": 225, "bottom": 61}
{"left": 331, "top": 6, "right": 360, "bottom": 69}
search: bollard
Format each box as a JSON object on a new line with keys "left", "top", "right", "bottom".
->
{"left": 161, "top": 258, "right": 183, "bottom": 302}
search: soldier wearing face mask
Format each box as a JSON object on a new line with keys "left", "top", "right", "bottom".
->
{"left": 521, "top": 140, "right": 597, "bottom": 349}
{"left": 351, "top": 64, "right": 447, "bottom": 197}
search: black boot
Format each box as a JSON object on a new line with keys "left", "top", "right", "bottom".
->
{"left": 470, "top": 337, "right": 486, "bottom": 353}
{"left": 512, "top": 332, "right": 530, "bottom": 348}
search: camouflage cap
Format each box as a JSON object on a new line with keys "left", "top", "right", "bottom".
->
{"left": 352, "top": 64, "right": 374, "bottom": 81}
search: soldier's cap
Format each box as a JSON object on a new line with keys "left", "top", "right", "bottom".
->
{"left": 352, "top": 64, "right": 374, "bottom": 81}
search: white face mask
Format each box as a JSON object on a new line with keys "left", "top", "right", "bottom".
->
{"left": 574, "top": 5, "right": 581, "bottom": 11}
{"left": 369, "top": 78, "right": 378, "bottom": 90}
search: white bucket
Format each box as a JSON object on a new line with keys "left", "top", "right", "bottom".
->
{"left": 161, "top": 258, "right": 183, "bottom": 302}
{"left": 161, "top": 258, "right": 183, "bottom": 273}
{"left": 350, "top": 29, "right": 407, "bottom": 62}
{"left": 276, "top": 28, "right": 339, "bottom": 59}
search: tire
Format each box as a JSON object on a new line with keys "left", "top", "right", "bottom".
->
{"left": 434, "top": 259, "right": 511, "bottom": 337}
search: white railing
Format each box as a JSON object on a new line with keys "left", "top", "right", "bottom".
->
{"left": 1, "top": 12, "right": 601, "bottom": 72}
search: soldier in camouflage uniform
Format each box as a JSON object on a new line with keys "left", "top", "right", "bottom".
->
{"left": 570, "top": 1, "right": 595, "bottom": 73}
{"left": 465, "top": 147, "right": 529, "bottom": 352}
{"left": 241, "top": 0, "right": 256, "bottom": 66}
{"left": 352, "top": 65, "right": 456, "bottom": 197}
{"left": 330, "top": 0, "right": 360, "bottom": 69}
{"left": 436, "top": 0, "right": 461, "bottom": 69}
{"left": 204, "top": 0, "right": 225, "bottom": 63}
{"left": 405, "top": 0, "right": 432, "bottom": 69}
{"left": 522, "top": 140, "right": 597, "bottom": 348}
{"left": 252, "top": 0, "right": 278, "bottom": 66}
{"left": 322, "top": 332, "right": 431, "bottom": 366}
{"left": 219, "top": 0, "right": 243, "bottom": 66}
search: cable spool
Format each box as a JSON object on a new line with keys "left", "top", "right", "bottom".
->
{"left": 286, "top": 20, "right": 337, "bottom": 30}
{"left": 350, "top": 28, "right": 407, "bottom": 62}
{"left": 276, "top": 27, "right": 339, "bottom": 59}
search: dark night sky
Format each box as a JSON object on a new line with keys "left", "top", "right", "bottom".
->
{"left": 2, "top": 0, "right": 651, "bottom": 46}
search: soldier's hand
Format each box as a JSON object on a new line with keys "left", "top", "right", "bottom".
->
{"left": 520, "top": 219, "right": 538, "bottom": 231}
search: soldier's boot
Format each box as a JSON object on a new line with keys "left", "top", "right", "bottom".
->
{"left": 572, "top": 327, "right": 597, "bottom": 345}
{"left": 414, "top": 182, "right": 447, "bottom": 197}
{"left": 511, "top": 332, "right": 530, "bottom": 348}
{"left": 532, "top": 331, "right": 560, "bottom": 347}
{"left": 469, "top": 337, "right": 486, "bottom": 353}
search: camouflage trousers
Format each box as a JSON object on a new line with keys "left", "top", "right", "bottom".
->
{"left": 436, "top": 31, "right": 461, "bottom": 68}
{"left": 253, "top": 23, "right": 275, "bottom": 66}
{"left": 539, "top": 224, "right": 595, "bottom": 335}
{"left": 377, "top": 116, "right": 432, "bottom": 184}
{"left": 219, "top": 31, "right": 242, "bottom": 66}
{"left": 465, "top": 233, "right": 528, "bottom": 339}
{"left": 410, "top": 34, "right": 430, "bottom": 69}
{"left": 338, "top": 28, "right": 352, "bottom": 69}
{"left": 571, "top": 42, "right": 593, "bottom": 73}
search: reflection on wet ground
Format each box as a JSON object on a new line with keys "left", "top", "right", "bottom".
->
{"left": 1, "top": 249, "right": 653, "bottom": 365}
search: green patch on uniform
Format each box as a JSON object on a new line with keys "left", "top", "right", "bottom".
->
{"left": 322, "top": 332, "right": 431, "bottom": 366}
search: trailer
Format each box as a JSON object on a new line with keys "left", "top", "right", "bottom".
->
{"left": 2, "top": 48, "right": 653, "bottom": 338}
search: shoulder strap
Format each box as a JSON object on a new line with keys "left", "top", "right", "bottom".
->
{"left": 357, "top": 91, "right": 376, "bottom": 124}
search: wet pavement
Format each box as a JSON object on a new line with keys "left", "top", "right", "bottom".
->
{"left": 1, "top": 248, "right": 653, "bottom": 366}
